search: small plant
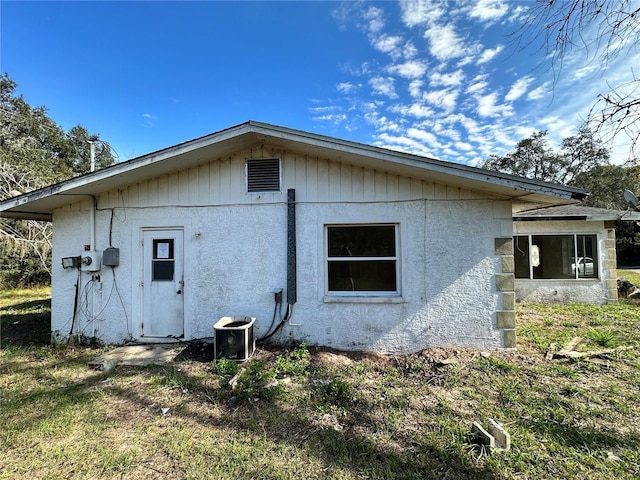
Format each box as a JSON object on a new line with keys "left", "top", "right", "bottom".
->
{"left": 212, "top": 358, "right": 240, "bottom": 376}
{"left": 274, "top": 342, "right": 311, "bottom": 377}
{"left": 233, "top": 360, "right": 278, "bottom": 400}
{"left": 586, "top": 328, "right": 617, "bottom": 347}
{"left": 313, "top": 378, "right": 354, "bottom": 411}
{"left": 402, "top": 355, "right": 429, "bottom": 374}
{"left": 67, "top": 333, "right": 102, "bottom": 347}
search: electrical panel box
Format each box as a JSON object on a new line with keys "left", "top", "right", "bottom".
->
{"left": 102, "top": 247, "right": 120, "bottom": 267}
{"left": 81, "top": 251, "right": 102, "bottom": 272}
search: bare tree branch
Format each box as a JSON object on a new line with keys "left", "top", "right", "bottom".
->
{"left": 516, "top": 0, "right": 640, "bottom": 162}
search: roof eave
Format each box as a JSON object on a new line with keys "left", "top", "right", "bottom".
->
{"left": 1, "top": 121, "right": 589, "bottom": 220}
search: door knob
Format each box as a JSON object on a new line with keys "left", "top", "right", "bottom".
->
{"left": 176, "top": 289, "right": 182, "bottom": 295}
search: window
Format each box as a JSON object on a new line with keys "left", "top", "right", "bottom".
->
{"left": 514, "top": 234, "right": 598, "bottom": 279}
{"left": 152, "top": 239, "right": 175, "bottom": 281}
{"left": 326, "top": 224, "right": 399, "bottom": 295}
{"left": 246, "top": 158, "right": 281, "bottom": 193}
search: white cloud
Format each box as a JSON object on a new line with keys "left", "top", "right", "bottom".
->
{"left": 572, "top": 64, "right": 599, "bottom": 81}
{"left": 363, "top": 6, "right": 385, "bottom": 33}
{"left": 369, "top": 76, "right": 398, "bottom": 98}
{"left": 325, "top": 0, "right": 640, "bottom": 165}
{"left": 372, "top": 34, "right": 404, "bottom": 57}
{"left": 477, "top": 45, "right": 504, "bottom": 64}
{"left": 388, "top": 60, "right": 428, "bottom": 79}
{"left": 309, "top": 105, "right": 341, "bottom": 114}
{"left": 407, "top": 127, "right": 444, "bottom": 148}
{"left": 467, "top": 80, "right": 488, "bottom": 95}
{"left": 375, "top": 132, "right": 436, "bottom": 156}
{"left": 389, "top": 103, "right": 435, "bottom": 118}
{"left": 408, "top": 79, "right": 423, "bottom": 98}
{"left": 312, "top": 113, "right": 347, "bottom": 124}
{"left": 424, "top": 23, "right": 467, "bottom": 61}
{"left": 476, "top": 92, "right": 513, "bottom": 117}
{"left": 466, "top": 74, "right": 489, "bottom": 94}
{"left": 141, "top": 113, "right": 157, "bottom": 127}
{"left": 400, "top": 0, "right": 444, "bottom": 27}
{"left": 429, "top": 69, "right": 465, "bottom": 87}
{"left": 423, "top": 88, "right": 460, "bottom": 113}
{"left": 432, "top": 121, "right": 462, "bottom": 141}
{"left": 336, "top": 82, "right": 359, "bottom": 94}
{"left": 539, "top": 115, "right": 573, "bottom": 138}
{"left": 469, "top": 0, "right": 509, "bottom": 23}
{"left": 527, "top": 82, "right": 549, "bottom": 101}
{"left": 455, "top": 141, "right": 474, "bottom": 151}
{"left": 505, "top": 76, "right": 534, "bottom": 102}
{"left": 402, "top": 41, "right": 418, "bottom": 59}
{"left": 449, "top": 113, "right": 482, "bottom": 135}
{"left": 364, "top": 111, "right": 401, "bottom": 132}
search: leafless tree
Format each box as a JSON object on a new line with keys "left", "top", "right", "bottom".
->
{"left": 518, "top": 0, "right": 640, "bottom": 163}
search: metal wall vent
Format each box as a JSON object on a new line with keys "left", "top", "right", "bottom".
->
{"left": 246, "top": 158, "right": 281, "bottom": 193}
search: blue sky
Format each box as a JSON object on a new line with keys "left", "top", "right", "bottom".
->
{"left": 2, "top": 1, "right": 637, "bottom": 165}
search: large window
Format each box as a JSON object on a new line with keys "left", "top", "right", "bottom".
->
{"left": 514, "top": 234, "right": 598, "bottom": 279}
{"left": 326, "top": 224, "right": 399, "bottom": 295}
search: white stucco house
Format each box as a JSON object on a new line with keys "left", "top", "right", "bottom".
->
{"left": 0, "top": 121, "right": 589, "bottom": 353}
{"left": 513, "top": 205, "right": 640, "bottom": 305}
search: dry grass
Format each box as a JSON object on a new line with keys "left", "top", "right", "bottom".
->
{"left": 2, "top": 288, "right": 639, "bottom": 479}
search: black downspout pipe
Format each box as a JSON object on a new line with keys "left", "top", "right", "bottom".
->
{"left": 287, "top": 188, "right": 297, "bottom": 305}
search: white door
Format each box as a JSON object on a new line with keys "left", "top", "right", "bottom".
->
{"left": 141, "top": 229, "right": 184, "bottom": 338}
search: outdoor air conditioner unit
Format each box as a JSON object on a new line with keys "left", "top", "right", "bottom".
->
{"left": 214, "top": 316, "right": 256, "bottom": 362}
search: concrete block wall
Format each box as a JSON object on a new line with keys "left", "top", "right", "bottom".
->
{"left": 604, "top": 225, "right": 619, "bottom": 305}
{"left": 495, "top": 237, "right": 516, "bottom": 348}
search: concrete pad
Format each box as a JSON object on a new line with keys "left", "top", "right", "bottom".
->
{"left": 88, "top": 344, "right": 180, "bottom": 371}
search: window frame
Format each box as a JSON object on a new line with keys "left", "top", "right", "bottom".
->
{"left": 324, "top": 223, "right": 401, "bottom": 297}
{"left": 514, "top": 233, "right": 599, "bottom": 280}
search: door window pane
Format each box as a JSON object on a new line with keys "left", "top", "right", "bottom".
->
{"left": 152, "top": 239, "right": 174, "bottom": 281}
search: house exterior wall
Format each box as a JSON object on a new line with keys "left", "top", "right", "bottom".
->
{"left": 513, "top": 220, "right": 617, "bottom": 305}
{"left": 50, "top": 144, "right": 512, "bottom": 353}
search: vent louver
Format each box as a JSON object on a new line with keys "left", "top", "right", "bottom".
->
{"left": 246, "top": 158, "right": 281, "bottom": 193}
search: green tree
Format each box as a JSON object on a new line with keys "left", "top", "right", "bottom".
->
{"left": 482, "top": 129, "right": 610, "bottom": 185}
{"left": 573, "top": 165, "right": 640, "bottom": 210}
{"left": 0, "top": 73, "right": 115, "bottom": 287}
{"left": 573, "top": 165, "right": 640, "bottom": 265}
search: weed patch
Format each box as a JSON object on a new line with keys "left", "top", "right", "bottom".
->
{"left": 2, "top": 291, "right": 640, "bottom": 479}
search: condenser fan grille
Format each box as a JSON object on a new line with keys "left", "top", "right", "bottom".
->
{"left": 213, "top": 316, "right": 256, "bottom": 361}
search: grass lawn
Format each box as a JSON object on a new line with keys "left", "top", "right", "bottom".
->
{"left": 1, "top": 287, "right": 639, "bottom": 479}
{"left": 618, "top": 269, "right": 640, "bottom": 287}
